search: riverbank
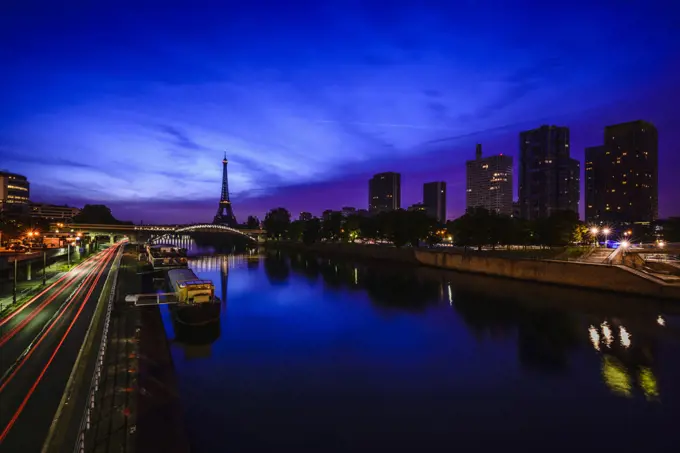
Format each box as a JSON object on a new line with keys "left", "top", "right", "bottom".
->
{"left": 264, "top": 241, "right": 680, "bottom": 300}
{"left": 74, "top": 245, "right": 190, "bottom": 452}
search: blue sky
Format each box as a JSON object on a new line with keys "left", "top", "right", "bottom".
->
{"left": 1, "top": 1, "right": 679, "bottom": 222}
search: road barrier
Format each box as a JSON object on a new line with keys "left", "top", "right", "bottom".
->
{"left": 71, "top": 245, "right": 124, "bottom": 453}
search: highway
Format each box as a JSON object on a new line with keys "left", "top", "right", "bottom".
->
{"left": 0, "top": 243, "right": 122, "bottom": 452}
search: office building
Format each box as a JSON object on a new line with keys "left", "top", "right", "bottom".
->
{"left": 587, "top": 120, "right": 658, "bottom": 224}
{"left": 0, "top": 171, "right": 30, "bottom": 210}
{"left": 512, "top": 201, "right": 520, "bottom": 219}
{"left": 584, "top": 145, "right": 606, "bottom": 222}
{"left": 368, "top": 172, "right": 401, "bottom": 213}
{"left": 29, "top": 203, "right": 80, "bottom": 220}
{"left": 423, "top": 181, "right": 447, "bottom": 223}
{"left": 518, "top": 126, "right": 580, "bottom": 220}
{"left": 466, "top": 144, "right": 513, "bottom": 216}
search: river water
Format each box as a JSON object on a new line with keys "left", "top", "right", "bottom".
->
{"left": 159, "top": 244, "right": 680, "bottom": 452}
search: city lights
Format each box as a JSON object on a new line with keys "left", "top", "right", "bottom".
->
{"left": 620, "top": 240, "right": 630, "bottom": 248}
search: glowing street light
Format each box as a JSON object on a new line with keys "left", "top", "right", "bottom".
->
{"left": 658, "top": 240, "right": 666, "bottom": 248}
{"left": 590, "top": 227, "right": 599, "bottom": 235}
{"left": 620, "top": 240, "right": 630, "bottom": 249}
{"left": 603, "top": 228, "right": 611, "bottom": 247}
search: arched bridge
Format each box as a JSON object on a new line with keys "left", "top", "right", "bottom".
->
{"left": 49, "top": 223, "right": 264, "bottom": 242}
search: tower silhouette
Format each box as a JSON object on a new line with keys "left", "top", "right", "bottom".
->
{"left": 213, "top": 153, "right": 238, "bottom": 226}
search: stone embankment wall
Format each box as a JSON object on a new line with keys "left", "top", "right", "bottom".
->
{"left": 265, "top": 242, "right": 680, "bottom": 300}
{"left": 414, "top": 249, "right": 680, "bottom": 300}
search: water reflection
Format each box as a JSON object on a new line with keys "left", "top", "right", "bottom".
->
{"left": 274, "top": 251, "right": 441, "bottom": 311}
{"left": 264, "top": 251, "right": 290, "bottom": 284}
{"left": 161, "top": 245, "right": 679, "bottom": 452}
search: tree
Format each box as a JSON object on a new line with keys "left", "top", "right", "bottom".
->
{"left": 358, "top": 215, "right": 380, "bottom": 242}
{"left": 450, "top": 208, "right": 494, "bottom": 250}
{"left": 302, "top": 218, "right": 322, "bottom": 245}
{"left": 287, "top": 220, "right": 305, "bottom": 242}
{"left": 246, "top": 215, "right": 260, "bottom": 229}
{"left": 571, "top": 223, "right": 590, "bottom": 245}
{"left": 343, "top": 214, "right": 362, "bottom": 242}
{"left": 321, "top": 212, "right": 344, "bottom": 242}
{"left": 536, "top": 210, "right": 580, "bottom": 246}
{"left": 74, "top": 204, "right": 129, "bottom": 224}
{"left": 263, "top": 208, "right": 291, "bottom": 240}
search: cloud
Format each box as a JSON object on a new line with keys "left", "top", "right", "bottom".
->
{"left": 157, "top": 124, "right": 212, "bottom": 152}
{"left": 2, "top": 2, "right": 679, "bottom": 219}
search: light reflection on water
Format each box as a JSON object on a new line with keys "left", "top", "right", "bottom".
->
{"left": 157, "top": 241, "right": 679, "bottom": 452}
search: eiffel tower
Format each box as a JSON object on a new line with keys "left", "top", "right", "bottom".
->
{"left": 213, "top": 153, "right": 238, "bottom": 227}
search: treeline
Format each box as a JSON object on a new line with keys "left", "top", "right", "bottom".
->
{"left": 262, "top": 206, "right": 589, "bottom": 248}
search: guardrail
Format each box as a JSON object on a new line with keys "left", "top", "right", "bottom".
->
{"left": 72, "top": 245, "right": 124, "bottom": 453}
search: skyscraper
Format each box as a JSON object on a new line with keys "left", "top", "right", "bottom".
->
{"left": 466, "top": 144, "right": 513, "bottom": 216}
{"left": 368, "top": 172, "right": 401, "bottom": 213}
{"left": 519, "top": 125, "right": 579, "bottom": 220}
{"left": 587, "top": 120, "right": 659, "bottom": 224}
{"left": 584, "top": 145, "right": 606, "bottom": 222}
{"left": 423, "top": 181, "right": 447, "bottom": 223}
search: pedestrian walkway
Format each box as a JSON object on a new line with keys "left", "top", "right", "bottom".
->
{"left": 579, "top": 247, "right": 615, "bottom": 264}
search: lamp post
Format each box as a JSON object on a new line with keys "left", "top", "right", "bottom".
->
{"left": 603, "top": 228, "right": 611, "bottom": 248}
{"left": 67, "top": 242, "right": 71, "bottom": 267}
{"left": 12, "top": 255, "right": 17, "bottom": 304}
{"left": 590, "top": 227, "right": 599, "bottom": 246}
{"left": 43, "top": 250, "right": 47, "bottom": 285}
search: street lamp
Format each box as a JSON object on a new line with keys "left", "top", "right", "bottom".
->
{"left": 658, "top": 240, "right": 666, "bottom": 248}
{"left": 621, "top": 240, "right": 630, "bottom": 249}
{"left": 603, "top": 228, "right": 611, "bottom": 247}
{"left": 590, "top": 227, "right": 599, "bottom": 246}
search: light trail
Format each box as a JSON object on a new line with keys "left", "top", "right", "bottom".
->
{"left": 0, "top": 243, "right": 121, "bottom": 444}
{"left": 0, "top": 253, "right": 97, "bottom": 328}
{"left": 0, "top": 245, "right": 118, "bottom": 394}
{"left": 0, "top": 247, "right": 113, "bottom": 347}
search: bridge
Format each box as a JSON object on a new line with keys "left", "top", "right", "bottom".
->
{"left": 49, "top": 223, "right": 265, "bottom": 242}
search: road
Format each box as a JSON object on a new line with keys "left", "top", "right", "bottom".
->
{"left": 0, "top": 243, "right": 122, "bottom": 452}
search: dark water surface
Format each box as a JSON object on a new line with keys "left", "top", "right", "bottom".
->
{"left": 160, "top": 248, "right": 680, "bottom": 452}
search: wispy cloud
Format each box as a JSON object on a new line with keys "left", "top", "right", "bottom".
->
{"left": 1, "top": 1, "right": 678, "bottom": 218}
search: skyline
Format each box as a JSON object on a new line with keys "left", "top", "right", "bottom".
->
{"left": 2, "top": 1, "right": 679, "bottom": 223}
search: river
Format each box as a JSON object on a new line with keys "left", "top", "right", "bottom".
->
{"left": 159, "top": 243, "right": 680, "bottom": 452}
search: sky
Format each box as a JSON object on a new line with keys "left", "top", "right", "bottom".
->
{"left": 1, "top": 0, "right": 679, "bottom": 223}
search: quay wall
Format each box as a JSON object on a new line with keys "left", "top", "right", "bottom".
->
{"left": 264, "top": 242, "right": 680, "bottom": 300}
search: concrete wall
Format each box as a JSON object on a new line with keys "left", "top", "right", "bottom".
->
{"left": 415, "top": 250, "right": 680, "bottom": 300}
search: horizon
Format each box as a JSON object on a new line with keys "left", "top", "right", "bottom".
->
{"left": 2, "top": 2, "right": 679, "bottom": 223}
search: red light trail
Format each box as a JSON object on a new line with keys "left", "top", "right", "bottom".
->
{"left": 0, "top": 243, "right": 122, "bottom": 444}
